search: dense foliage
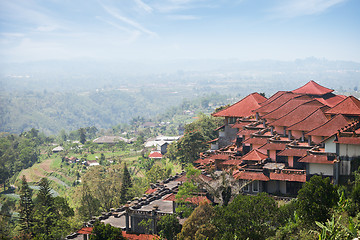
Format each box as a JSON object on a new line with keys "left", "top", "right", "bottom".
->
{"left": 0, "top": 129, "right": 44, "bottom": 190}
{"left": 167, "top": 114, "right": 222, "bottom": 165}
{"left": 90, "top": 220, "right": 125, "bottom": 240}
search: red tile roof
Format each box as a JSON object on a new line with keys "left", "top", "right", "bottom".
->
{"left": 78, "top": 227, "right": 93, "bottom": 235}
{"left": 270, "top": 171, "right": 306, "bottom": 182}
{"left": 259, "top": 142, "right": 287, "bottom": 151}
{"left": 262, "top": 96, "right": 313, "bottom": 121}
{"left": 314, "top": 94, "right": 346, "bottom": 107}
{"left": 269, "top": 100, "right": 324, "bottom": 127}
{"left": 259, "top": 91, "right": 287, "bottom": 106}
{"left": 287, "top": 107, "right": 330, "bottom": 132}
{"left": 212, "top": 153, "right": 232, "bottom": 160}
{"left": 242, "top": 137, "right": 268, "bottom": 146}
{"left": 298, "top": 154, "right": 335, "bottom": 164}
{"left": 277, "top": 148, "right": 308, "bottom": 157}
{"left": 325, "top": 96, "right": 360, "bottom": 116}
{"left": 334, "top": 136, "right": 360, "bottom": 145}
{"left": 241, "top": 149, "right": 268, "bottom": 161}
{"left": 145, "top": 188, "right": 157, "bottom": 195}
{"left": 287, "top": 107, "right": 329, "bottom": 132}
{"left": 233, "top": 170, "right": 270, "bottom": 181}
{"left": 122, "top": 231, "right": 160, "bottom": 240}
{"left": 212, "top": 92, "right": 267, "bottom": 117}
{"left": 254, "top": 92, "right": 298, "bottom": 115}
{"left": 193, "top": 157, "right": 214, "bottom": 165}
{"left": 292, "top": 80, "right": 334, "bottom": 95}
{"left": 149, "top": 151, "right": 162, "bottom": 158}
{"left": 306, "top": 114, "right": 350, "bottom": 137}
{"left": 221, "top": 158, "right": 242, "bottom": 166}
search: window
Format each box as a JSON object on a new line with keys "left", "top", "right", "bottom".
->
{"left": 252, "top": 180, "right": 259, "bottom": 192}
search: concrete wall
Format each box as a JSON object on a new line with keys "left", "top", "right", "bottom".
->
{"left": 308, "top": 163, "right": 333, "bottom": 176}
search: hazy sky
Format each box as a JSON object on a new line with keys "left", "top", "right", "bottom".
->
{"left": 1, "top": 0, "right": 359, "bottom": 63}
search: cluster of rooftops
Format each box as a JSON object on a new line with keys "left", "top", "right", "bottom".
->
{"left": 69, "top": 80, "right": 360, "bottom": 238}
{"left": 195, "top": 80, "right": 360, "bottom": 195}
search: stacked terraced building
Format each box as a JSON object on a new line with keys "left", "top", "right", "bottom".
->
{"left": 195, "top": 81, "right": 360, "bottom": 195}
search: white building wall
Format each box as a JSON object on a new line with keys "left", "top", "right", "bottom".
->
{"left": 339, "top": 144, "right": 360, "bottom": 157}
{"left": 324, "top": 137, "right": 337, "bottom": 153}
{"left": 309, "top": 163, "right": 333, "bottom": 176}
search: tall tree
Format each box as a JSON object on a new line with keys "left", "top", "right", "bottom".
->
{"left": 18, "top": 175, "right": 34, "bottom": 235}
{"left": 78, "top": 181, "right": 101, "bottom": 220}
{"left": 79, "top": 128, "right": 86, "bottom": 144}
{"left": 176, "top": 130, "right": 207, "bottom": 165}
{"left": 120, "top": 164, "right": 132, "bottom": 204}
{"left": 33, "top": 178, "right": 73, "bottom": 239}
{"left": 33, "top": 178, "right": 57, "bottom": 238}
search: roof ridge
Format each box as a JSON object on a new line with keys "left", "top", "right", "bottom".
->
{"left": 287, "top": 106, "right": 329, "bottom": 130}
{"left": 268, "top": 100, "right": 324, "bottom": 126}
{"left": 306, "top": 114, "right": 349, "bottom": 136}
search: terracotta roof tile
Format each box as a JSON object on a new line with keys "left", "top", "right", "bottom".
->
{"left": 259, "top": 91, "right": 287, "bottom": 106}
{"left": 149, "top": 151, "right": 162, "bottom": 158}
{"left": 259, "top": 142, "right": 287, "bottom": 151}
{"left": 334, "top": 136, "right": 360, "bottom": 145}
{"left": 145, "top": 188, "right": 157, "bottom": 195}
{"left": 292, "top": 80, "right": 334, "bottom": 95}
{"left": 78, "top": 227, "right": 93, "bottom": 235}
{"left": 212, "top": 92, "right": 267, "bottom": 117}
{"left": 221, "top": 159, "right": 242, "bottom": 166}
{"left": 325, "top": 96, "right": 360, "bottom": 116}
{"left": 306, "top": 114, "right": 350, "bottom": 137}
{"left": 269, "top": 100, "right": 324, "bottom": 127}
{"left": 298, "top": 154, "right": 335, "bottom": 164}
{"left": 254, "top": 92, "right": 298, "bottom": 115}
{"left": 287, "top": 107, "right": 330, "bottom": 132}
{"left": 262, "top": 96, "right": 313, "bottom": 120}
{"left": 193, "top": 157, "right": 214, "bottom": 165}
{"left": 314, "top": 94, "right": 346, "bottom": 107}
{"left": 233, "top": 170, "right": 270, "bottom": 181}
{"left": 270, "top": 171, "right": 306, "bottom": 182}
{"left": 277, "top": 148, "right": 308, "bottom": 157}
{"left": 241, "top": 149, "right": 268, "bottom": 161}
